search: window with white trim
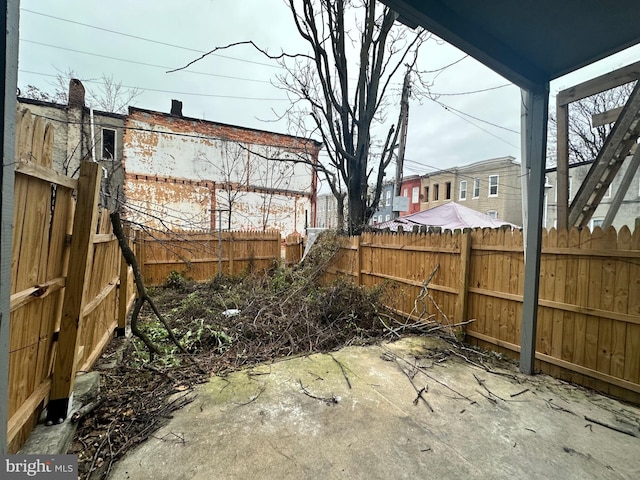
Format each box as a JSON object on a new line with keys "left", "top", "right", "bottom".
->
{"left": 488, "top": 175, "right": 499, "bottom": 197}
{"left": 591, "top": 218, "right": 604, "bottom": 229}
{"left": 385, "top": 214, "right": 390, "bottom": 221}
{"left": 473, "top": 178, "right": 480, "bottom": 198}
{"left": 604, "top": 183, "right": 612, "bottom": 198}
{"left": 403, "top": 188, "right": 408, "bottom": 197}
{"left": 411, "top": 186, "right": 419, "bottom": 204}
{"left": 459, "top": 180, "right": 467, "bottom": 201}
{"left": 386, "top": 190, "right": 392, "bottom": 205}
{"left": 487, "top": 210, "right": 498, "bottom": 219}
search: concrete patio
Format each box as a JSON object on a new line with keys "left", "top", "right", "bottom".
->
{"left": 110, "top": 337, "right": 640, "bottom": 480}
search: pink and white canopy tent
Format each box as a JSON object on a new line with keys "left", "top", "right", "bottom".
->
{"left": 374, "top": 202, "right": 519, "bottom": 232}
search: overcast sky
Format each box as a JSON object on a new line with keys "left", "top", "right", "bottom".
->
{"left": 17, "top": 0, "right": 640, "bottom": 188}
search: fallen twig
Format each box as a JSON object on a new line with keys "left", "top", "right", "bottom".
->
{"left": 298, "top": 379, "right": 338, "bottom": 404}
{"left": 510, "top": 388, "right": 530, "bottom": 398}
{"left": 382, "top": 346, "right": 476, "bottom": 405}
{"left": 330, "top": 354, "right": 352, "bottom": 389}
{"left": 71, "top": 399, "right": 103, "bottom": 424}
{"left": 233, "top": 384, "right": 266, "bottom": 406}
{"left": 584, "top": 416, "right": 638, "bottom": 437}
{"left": 545, "top": 399, "right": 577, "bottom": 416}
{"left": 473, "top": 373, "right": 506, "bottom": 402}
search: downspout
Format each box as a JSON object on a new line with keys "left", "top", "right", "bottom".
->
{"left": 90, "top": 107, "right": 97, "bottom": 162}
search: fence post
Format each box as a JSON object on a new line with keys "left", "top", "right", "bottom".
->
{"left": 116, "top": 225, "right": 131, "bottom": 336}
{"left": 456, "top": 229, "right": 471, "bottom": 324}
{"left": 47, "top": 161, "right": 101, "bottom": 423}
{"left": 228, "top": 232, "right": 234, "bottom": 275}
{"left": 354, "top": 236, "right": 362, "bottom": 285}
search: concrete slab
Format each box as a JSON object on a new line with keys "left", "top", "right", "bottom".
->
{"left": 110, "top": 337, "right": 640, "bottom": 480}
{"left": 20, "top": 371, "right": 100, "bottom": 455}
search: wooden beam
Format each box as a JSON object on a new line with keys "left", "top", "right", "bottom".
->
{"left": 592, "top": 107, "right": 623, "bottom": 127}
{"left": 455, "top": 230, "right": 471, "bottom": 323}
{"left": 15, "top": 160, "right": 78, "bottom": 190}
{"left": 354, "top": 236, "right": 362, "bottom": 286}
{"left": 556, "top": 104, "right": 570, "bottom": 230}
{"left": 468, "top": 286, "right": 640, "bottom": 325}
{"left": 47, "top": 161, "right": 101, "bottom": 423}
{"left": 557, "top": 60, "right": 640, "bottom": 106}
{"left": 9, "top": 277, "right": 66, "bottom": 312}
{"left": 466, "top": 330, "right": 640, "bottom": 394}
{"left": 81, "top": 275, "right": 119, "bottom": 318}
{"left": 569, "top": 81, "right": 640, "bottom": 227}
{"left": 6, "top": 379, "right": 51, "bottom": 445}
{"left": 603, "top": 146, "right": 640, "bottom": 229}
{"left": 362, "top": 270, "right": 458, "bottom": 295}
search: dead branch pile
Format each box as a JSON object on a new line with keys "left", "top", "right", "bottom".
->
{"left": 70, "top": 231, "right": 464, "bottom": 479}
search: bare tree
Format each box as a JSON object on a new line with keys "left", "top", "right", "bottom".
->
{"left": 20, "top": 68, "right": 141, "bottom": 114}
{"left": 170, "top": 0, "right": 428, "bottom": 233}
{"left": 548, "top": 82, "right": 636, "bottom": 166}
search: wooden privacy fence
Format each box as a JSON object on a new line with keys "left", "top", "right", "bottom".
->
{"left": 7, "top": 109, "right": 135, "bottom": 453}
{"left": 322, "top": 227, "right": 640, "bottom": 404}
{"left": 284, "top": 233, "right": 304, "bottom": 266}
{"left": 137, "top": 229, "right": 282, "bottom": 286}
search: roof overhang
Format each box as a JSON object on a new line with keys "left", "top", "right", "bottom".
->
{"left": 381, "top": 0, "right": 640, "bottom": 91}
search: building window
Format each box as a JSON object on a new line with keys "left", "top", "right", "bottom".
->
{"left": 459, "top": 180, "right": 467, "bottom": 200}
{"left": 591, "top": 218, "right": 604, "bottom": 229}
{"left": 487, "top": 210, "right": 498, "bottom": 219}
{"left": 489, "top": 175, "right": 499, "bottom": 197}
{"left": 385, "top": 214, "right": 390, "bottom": 221}
{"left": 445, "top": 181, "right": 451, "bottom": 200}
{"left": 424, "top": 186, "right": 429, "bottom": 202}
{"left": 473, "top": 178, "right": 480, "bottom": 198}
{"left": 434, "top": 184, "right": 439, "bottom": 201}
{"left": 378, "top": 215, "right": 383, "bottom": 223}
{"left": 604, "top": 184, "right": 612, "bottom": 198}
{"left": 101, "top": 128, "right": 116, "bottom": 159}
{"left": 386, "top": 190, "right": 392, "bottom": 206}
{"left": 403, "top": 188, "right": 408, "bottom": 197}
{"left": 411, "top": 186, "right": 419, "bottom": 204}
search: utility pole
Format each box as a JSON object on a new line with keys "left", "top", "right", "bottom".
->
{"left": 393, "top": 68, "right": 411, "bottom": 218}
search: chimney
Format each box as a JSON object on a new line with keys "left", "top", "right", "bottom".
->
{"left": 68, "top": 79, "right": 85, "bottom": 107}
{"left": 170, "top": 99, "right": 183, "bottom": 116}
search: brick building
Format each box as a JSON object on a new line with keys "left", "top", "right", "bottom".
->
{"left": 18, "top": 80, "right": 323, "bottom": 235}
{"left": 123, "top": 101, "right": 322, "bottom": 234}
{"left": 399, "top": 175, "right": 422, "bottom": 216}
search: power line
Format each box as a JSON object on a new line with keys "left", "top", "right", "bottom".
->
{"left": 21, "top": 39, "right": 274, "bottom": 85}
{"left": 430, "top": 100, "right": 520, "bottom": 149}
{"left": 21, "top": 8, "right": 283, "bottom": 69}
{"left": 432, "top": 98, "right": 520, "bottom": 134}
{"left": 19, "top": 70, "right": 289, "bottom": 101}
{"left": 429, "top": 83, "right": 513, "bottom": 96}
